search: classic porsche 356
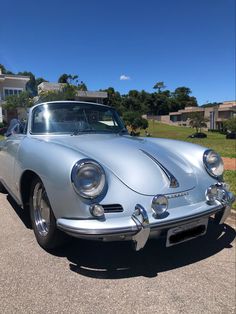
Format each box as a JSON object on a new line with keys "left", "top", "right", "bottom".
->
{"left": 0, "top": 101, "right": 234, "bottom": 251}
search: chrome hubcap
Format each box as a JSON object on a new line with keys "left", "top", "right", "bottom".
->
{"left": 32, "top": 182, "right": 51, "bottom": 236}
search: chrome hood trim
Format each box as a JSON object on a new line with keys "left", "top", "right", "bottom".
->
{"left": 140, "top": 149, "right": 179, "bottom": 188}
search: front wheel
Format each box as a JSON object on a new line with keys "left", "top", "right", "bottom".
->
{"left": 30, "top": 177, "right": 67, "bottom": 250}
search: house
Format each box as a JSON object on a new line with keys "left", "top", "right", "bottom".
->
{"left": 147, "top": 101, "right": 236, "bottom": 130}
{"left": 0, "top": 68, "right": 30, "bottom": 123}
{"left": 37, "top": 82, "right": 107, "bottom": 104}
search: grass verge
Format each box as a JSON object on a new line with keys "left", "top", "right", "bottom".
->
{"left": 144, "top": 122, "right": 236, "bottom": 158}
{"left": 224, "top": 170, "right": 236, "bottom": 210}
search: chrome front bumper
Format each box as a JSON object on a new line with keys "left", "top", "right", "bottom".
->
{"left": 57, "top": 191, "right": 235, "bottom": 251}
{"left": 57, "top": 192, "right": 234, "bottom": 250}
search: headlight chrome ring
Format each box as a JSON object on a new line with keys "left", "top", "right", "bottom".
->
{"left": 71, "top": 159, "right": 106, "bottom": 199}
{"left": 203, "top": 149, "right": 224, "bottom": 178}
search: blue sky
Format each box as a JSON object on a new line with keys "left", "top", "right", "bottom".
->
{"left": 0, "top": 0, "right": 235, "bottom": 105}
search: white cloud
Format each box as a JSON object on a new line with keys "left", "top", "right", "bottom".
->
{"left": 120, "top": 74, "right": 131, "bottom": 81}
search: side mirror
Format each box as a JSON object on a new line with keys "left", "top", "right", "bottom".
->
{"left": 5, "top": 123, "right": 21, "bottom": 137}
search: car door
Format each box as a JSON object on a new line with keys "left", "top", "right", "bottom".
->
{"left": 0, "top": 123, "right": 26, "bottom": 200}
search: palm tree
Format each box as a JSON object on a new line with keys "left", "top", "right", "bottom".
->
{"left": 188, "top": 112, "right": 208, "bottom": 133}
{"left": 153, "top": 81, "right": 166, "bottom": 93}
{"left": 78, "top": 81, "right": 88, "bottom": 91}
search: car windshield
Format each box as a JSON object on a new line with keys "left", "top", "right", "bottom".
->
{"left": 31, "top": 102, "right": 126, "bottom": 135}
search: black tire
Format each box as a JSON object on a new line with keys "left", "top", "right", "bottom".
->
{"left": 29, "top": 177, "right": 67, "bottom": 250}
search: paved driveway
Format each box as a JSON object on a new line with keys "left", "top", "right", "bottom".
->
{"left": 0, "top": 192, "right": 235, "bottom": 314}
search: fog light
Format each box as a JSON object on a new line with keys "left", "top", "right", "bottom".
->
{"left": 152, "top": 195, "right": 168, "bottom": 216}
{"left": 90, "top": 204, "right": 104, "bottom": 217}
{"left": 206, "top": 185, "right": 218, "bottom": 204}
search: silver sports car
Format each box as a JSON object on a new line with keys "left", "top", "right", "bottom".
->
{"left": 0, "top": 101, "right": 234, "bottom": 251}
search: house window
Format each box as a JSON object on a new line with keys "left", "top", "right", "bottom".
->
{"left": 4, "top": 88, "right": 23, "bottom": 99}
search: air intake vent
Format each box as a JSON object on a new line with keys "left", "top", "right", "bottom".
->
{"left": 102, "top": 204, "right": 124, "bottom": 213}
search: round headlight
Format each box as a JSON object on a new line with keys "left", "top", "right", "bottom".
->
{"left": 71, "top": 159, "right": 106, "bottom": 199}
{"left": 203, "top": 149, "right": 224, "bottom": 178}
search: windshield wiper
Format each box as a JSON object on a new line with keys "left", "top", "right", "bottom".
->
{"left": 71, "top": 129, "right": 95, "bottom": 136}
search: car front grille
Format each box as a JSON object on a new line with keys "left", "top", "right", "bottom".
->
{"left": 102, "top": 204, "right": 124, "bottom": 213}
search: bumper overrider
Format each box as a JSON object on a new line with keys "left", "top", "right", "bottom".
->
{"left": 57, "top": 185, "right": 235, "bottom": 251}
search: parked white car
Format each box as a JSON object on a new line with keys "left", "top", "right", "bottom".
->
{"left": 0, "top": 101, "right": 234, "bottom": 251}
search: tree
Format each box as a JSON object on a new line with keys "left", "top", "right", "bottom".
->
{"left": 151, "top": 90, "right": 171, "bottom": 115}
{"left": 37, "top": 84, "right": 77, "bottom": 103}
{"left": 223, "top": 117, "right": 236, "bottom": 133}
{"left": 101, "top": 87, "right": 123, "bottom": 113}
{"left": 153, "top": 81, "right": 166, "bottom": 93}
{"left": 122, "top": 111, "right": 148, "bottom": 133}
{"left": 58, "top": 74, "right": 69, "bottom": 83}
{"left": 0, "top": 64, "right": 14, "bottom": 74}
{"left": 172, "top": 86, "right": 198, "bottom": 109}
{"left": 174, "top": 86, "right": 191, "bottom": 96}
{"left": 122, "top": 92, "right": 141, "bottom": 112}
{"left": 78, "top": 81, "right": 88, "bottom": 91}
{"left": 36, "top": 77, "right": 48, "bottom": 86}
{"left": 17, "top": 71, "right": 47, "bottom": 96}
{"left": 17, "top": 71, "right": 38, "bottom": 96}
{"left": 188, "top": 112, "right": 208, "bottom": 133}
{"left": 4, "top": 91, "right": 33, "bottom": 109}
{"left": 58, "top": 74, "right": 79, "bottom": 85}
{"left": 121, "top": 90, "right": 149, "bottom": 114}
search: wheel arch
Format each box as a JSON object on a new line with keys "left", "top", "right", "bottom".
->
{"left": 20, "top": 170, "right": 40, "bottom": 210}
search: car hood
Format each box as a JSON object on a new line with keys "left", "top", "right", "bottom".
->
{"left": 48, "top": 134, "right": 199, "bottom": 196}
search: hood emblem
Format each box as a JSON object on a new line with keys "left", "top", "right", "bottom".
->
{"left": 166, "top": 191, "right": 189, "bottom": 199}
{"left": 140, "top": 150, "right": 179, "bottom": 188}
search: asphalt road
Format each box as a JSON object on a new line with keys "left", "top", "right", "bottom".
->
{"left": 0, "top": 192, "right": 235, "bottom": 314}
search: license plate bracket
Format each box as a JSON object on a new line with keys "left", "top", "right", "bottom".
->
{"left": 166, "top": 217, "right": 208, "bottom": 247}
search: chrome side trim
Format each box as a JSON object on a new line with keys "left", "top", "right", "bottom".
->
{"left": 140, "top": 149, "right": 179, "bottom": 188}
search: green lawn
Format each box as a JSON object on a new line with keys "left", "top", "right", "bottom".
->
{"left": 224, "top": 171, "right": 236, "bottom": 210}
{"left": 143, "top": 121, "right": 236, "bottom": 158}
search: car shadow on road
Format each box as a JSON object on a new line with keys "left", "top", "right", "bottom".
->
{"left": 7, "top": 195, "right": 32, "bottom": 229}
{"left": 52, "top": 219, "right": 235, "bottom": 279}
{"left": 7, "top": 193, "right": 235, "bottom": 279}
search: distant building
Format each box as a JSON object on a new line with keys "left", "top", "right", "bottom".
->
{"left": 147, "top": 101, "right": 236, "bottom": 130}
{"left": 37, "top": 82, "right": 107, "bottom": 104}
{"left": 0, "top": 68, "right": 30, "bottom": 122}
